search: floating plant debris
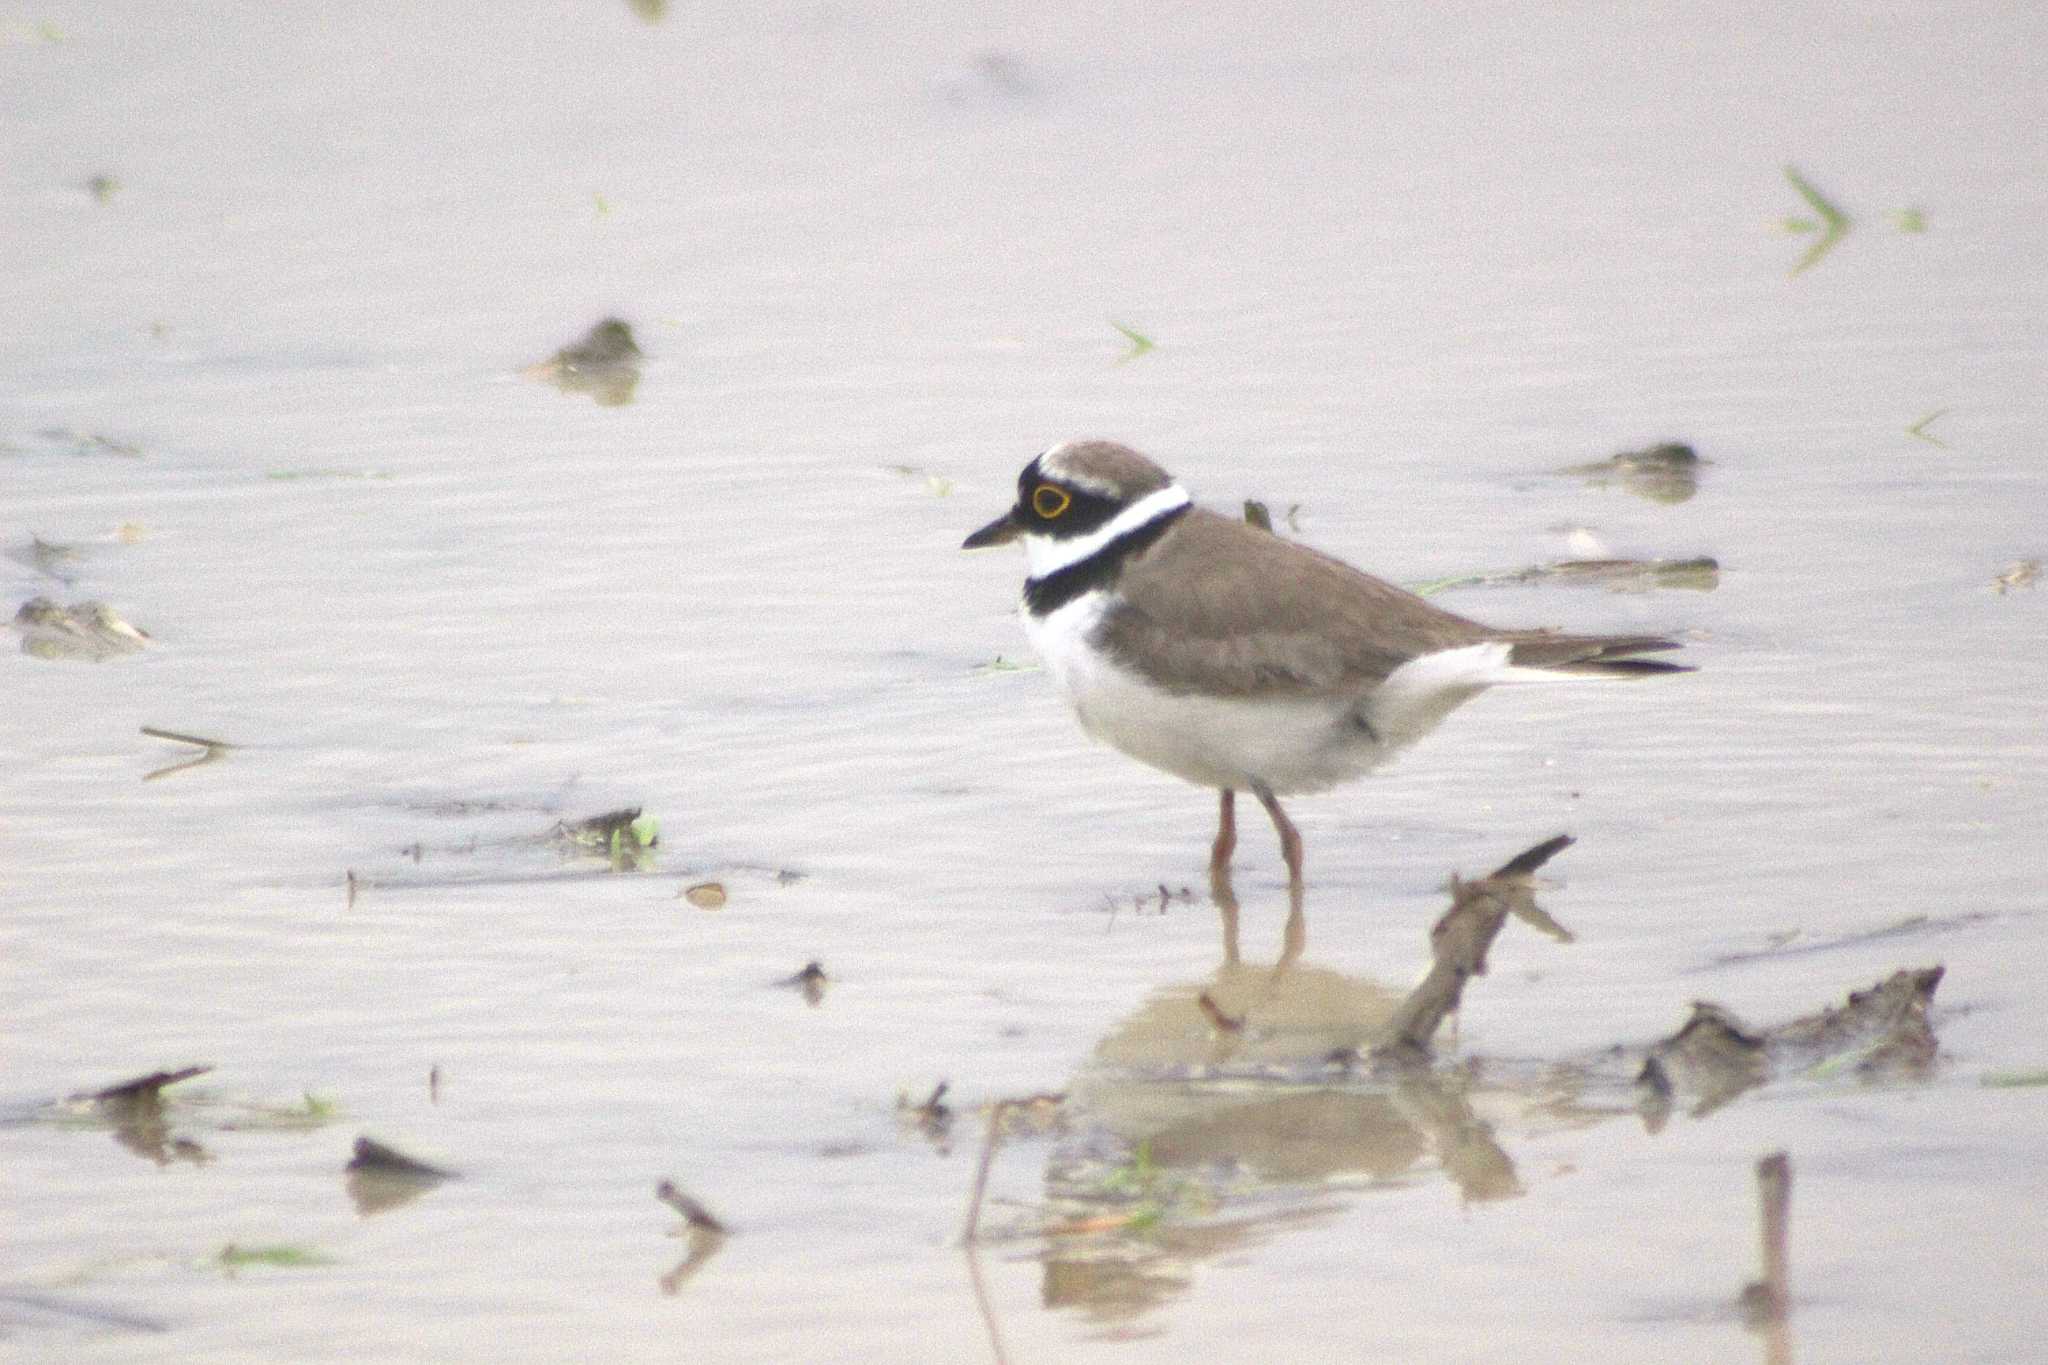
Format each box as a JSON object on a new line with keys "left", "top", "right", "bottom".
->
{"left": 1559, "top": 441, "right": 1704, "bottom": 504}
{"left": 1109, "top": 319, "right": 1154, "bottom": 362}
{"left": 1906, "top": 408, "right": 1951, "bottom": 448}
{"left": 1992, "top": 560, "right": 2039, "bottom": 594}
{"left": 21, "top": 426, "right": 143, "bottom": 458}
{"left": 346, "top": 1136, "right": 457, "bottom": 1217}
{"left": 525, "top": 317, "right": 643, "bottom": 406}
{"left": 551, "top": 807, "right": 660, "bottom": 869}
{"left": 6, "top": 535, "right": 85, "bottom": 582}
{"left": 780, "top": 961, "right": 829, "bottom": 1006}
{"left": 1409, "top": 556, "right": 1719, "bottom": 597}
{"left": 1637, "top": 966, "right": 1945, "bottom": 1122}
{"left": 12, "top": 596, "right": 151, "bottom": 661}
{"left": 217, "top": 1244, "right": 335, "bottom": 1272}
{"left": 898, "top": 1081, "right": 954, "bottom": 1146}
{"left": 346, "top": 1136, "right": 456, "bottom": 1180}
{"left": 1781, "top": 165, "right": 1851, "bottom": 275}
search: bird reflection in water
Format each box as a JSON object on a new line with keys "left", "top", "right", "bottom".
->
{"left": 1032, "top": 867, "right": 1535, "bottom": 1335}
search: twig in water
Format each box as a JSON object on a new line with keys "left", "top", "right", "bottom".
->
{"left": 141, "top": 726, "right": 237, "bottom": 782}
{"left": 86, "top": 1066, "right": 212, "bottom": 1103}
{"left": 140, "top": 726, "right": 236, "bottom": 750}
{"left": 901, "top": 1081, "right": 954, "bottom": 1142}
{"left": 347, "top": 1136, "right": 456, "bottom": 1180}
{"left": 964, "top": 1239, "right": 1011, "bottom": 1365}
{"left": 961, "top": 1092, "right": 1066, "bottom": 1244}
{"left": 1739, "top": 1152, "right": 1794, "bottom": 1365}
{"left": 655, "top": 1180, "right": 728, "bottom": 1235}
{"left": 1374, "top": 836, "right": 1575, "bottom": 1063}
{"left": 780, "top": 960, "right": 830, "bottom": 1005}
{"left": 656, "top": 1180, "right": 729, "bottom": 1294}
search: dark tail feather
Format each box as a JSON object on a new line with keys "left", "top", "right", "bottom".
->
{"left": 1506, "top": 632, "right": 1694, "bottom": 676}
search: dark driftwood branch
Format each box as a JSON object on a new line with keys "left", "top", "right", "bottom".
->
{"left": 1374, "top": 835, "right": 1575, "bottom": 1063}
{"left": 346, "top": 1136, "right": 456, "bottom": 1180}
{"left": 85, "top": 1066, "right": 212, "bottom": 1104}
{"left": 1639, "top": 967, "right": 1944, "bottom": 1125}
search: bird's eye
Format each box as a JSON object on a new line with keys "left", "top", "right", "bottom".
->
{"left": 1032, "top": 484, "right": 1072, "bottom": 518}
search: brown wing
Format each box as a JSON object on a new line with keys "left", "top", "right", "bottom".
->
{"left": 1096, "top": 509, "right": 1495, "bottom": 697}
{"left": 1098, "top": 509, "right": 1691, "bottom": 696}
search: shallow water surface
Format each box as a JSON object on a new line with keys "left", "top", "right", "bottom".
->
{"left": 5, "top": 3, "right": 2047, "bottom": 1362}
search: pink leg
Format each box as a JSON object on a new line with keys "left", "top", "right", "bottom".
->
{"left": 1210, "top": 789, "right": 1240, "bottom": 964}
{"left": 1252, "top": 783, "right": 1303, "bottom": 894}
{"left": 1209, "top": 789, "right": 1238, "bottom": 886}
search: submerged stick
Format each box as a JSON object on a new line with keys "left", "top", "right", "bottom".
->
{"left": 963, "top": 1239, "right": 1011, "bottom": 1365}
{"left": 1375, "top": 836, "right": 1575, "bottom": 1063}
{"left": 86, "top": 1066, "right": 212, "bottom": 1104}
{"left": 655, "top": 1180, "right": 729, "bottom": 1294}
{"left": 655, "top": 1180, "right": 729, "bottom": 1235}
{"left": 346, "top": 1136, "right": 456, "bottom": 1180}
{"left": 1740, "top": 1152, "right": 1793, "bottom": 1325}
{"left": 961, "top": 1093, "right": 1066, "bottom": 1244}
{"left": 140, "top": 726, "right": 237, "bottom": 750}
{"left": 141, "top": 726, "right": 237, "bottom": 782}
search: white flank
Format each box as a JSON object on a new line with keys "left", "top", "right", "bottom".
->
{"left": 1024, "top": 586, "right": 1375, "bottom": 794}
{"left": 1021, "top": 483, "right": 1191, "bottom": 578}
{"left": 1368, "top": 641, "right": 1624, "bottom": 750}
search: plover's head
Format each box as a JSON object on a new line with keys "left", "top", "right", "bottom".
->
{"left": 962, "top": 441, "right": 1189, "bottom": 576}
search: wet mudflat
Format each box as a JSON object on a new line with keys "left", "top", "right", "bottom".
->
{"left": 5, "top": 3, "right": 2047, "bottom": 1362}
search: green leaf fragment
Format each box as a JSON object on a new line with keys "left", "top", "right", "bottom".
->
{"left": 1109, "top": 320, "right": 1154, "bottom": 361}
{"left": 1905, "top": 409, "right": 1950, "bottom": 448}
{"left": 218, "top": 1243, "right": 335, "bottom": 1269}
{"left": 1781, "top": 165, "right": 1851, "bottom": 275}
{"left": 1982, "top": 1070, "right": 2048, "bottom": 1088}
{"left": 1783, "top": 166, "right": 1848, "bottom": 228}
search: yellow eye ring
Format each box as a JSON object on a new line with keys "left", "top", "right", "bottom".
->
{"left": 1032, "top": 484, "right": 1072, "bottom": 519}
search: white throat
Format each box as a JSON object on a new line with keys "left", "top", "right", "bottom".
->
{"left": 1022, "top": 483, "right": 1191, "bottom": 579}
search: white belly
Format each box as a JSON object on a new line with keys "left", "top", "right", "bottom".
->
{"left": 1022, "top": 592, "right": 1393, "bottom": 795}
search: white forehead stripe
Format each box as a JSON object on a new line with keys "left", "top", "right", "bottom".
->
{"left": 1036, "top": 442, "right": 1121, "bottom": 497}
{"left": 1023, "top": 483, "right": 1191, "bottom": 578}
